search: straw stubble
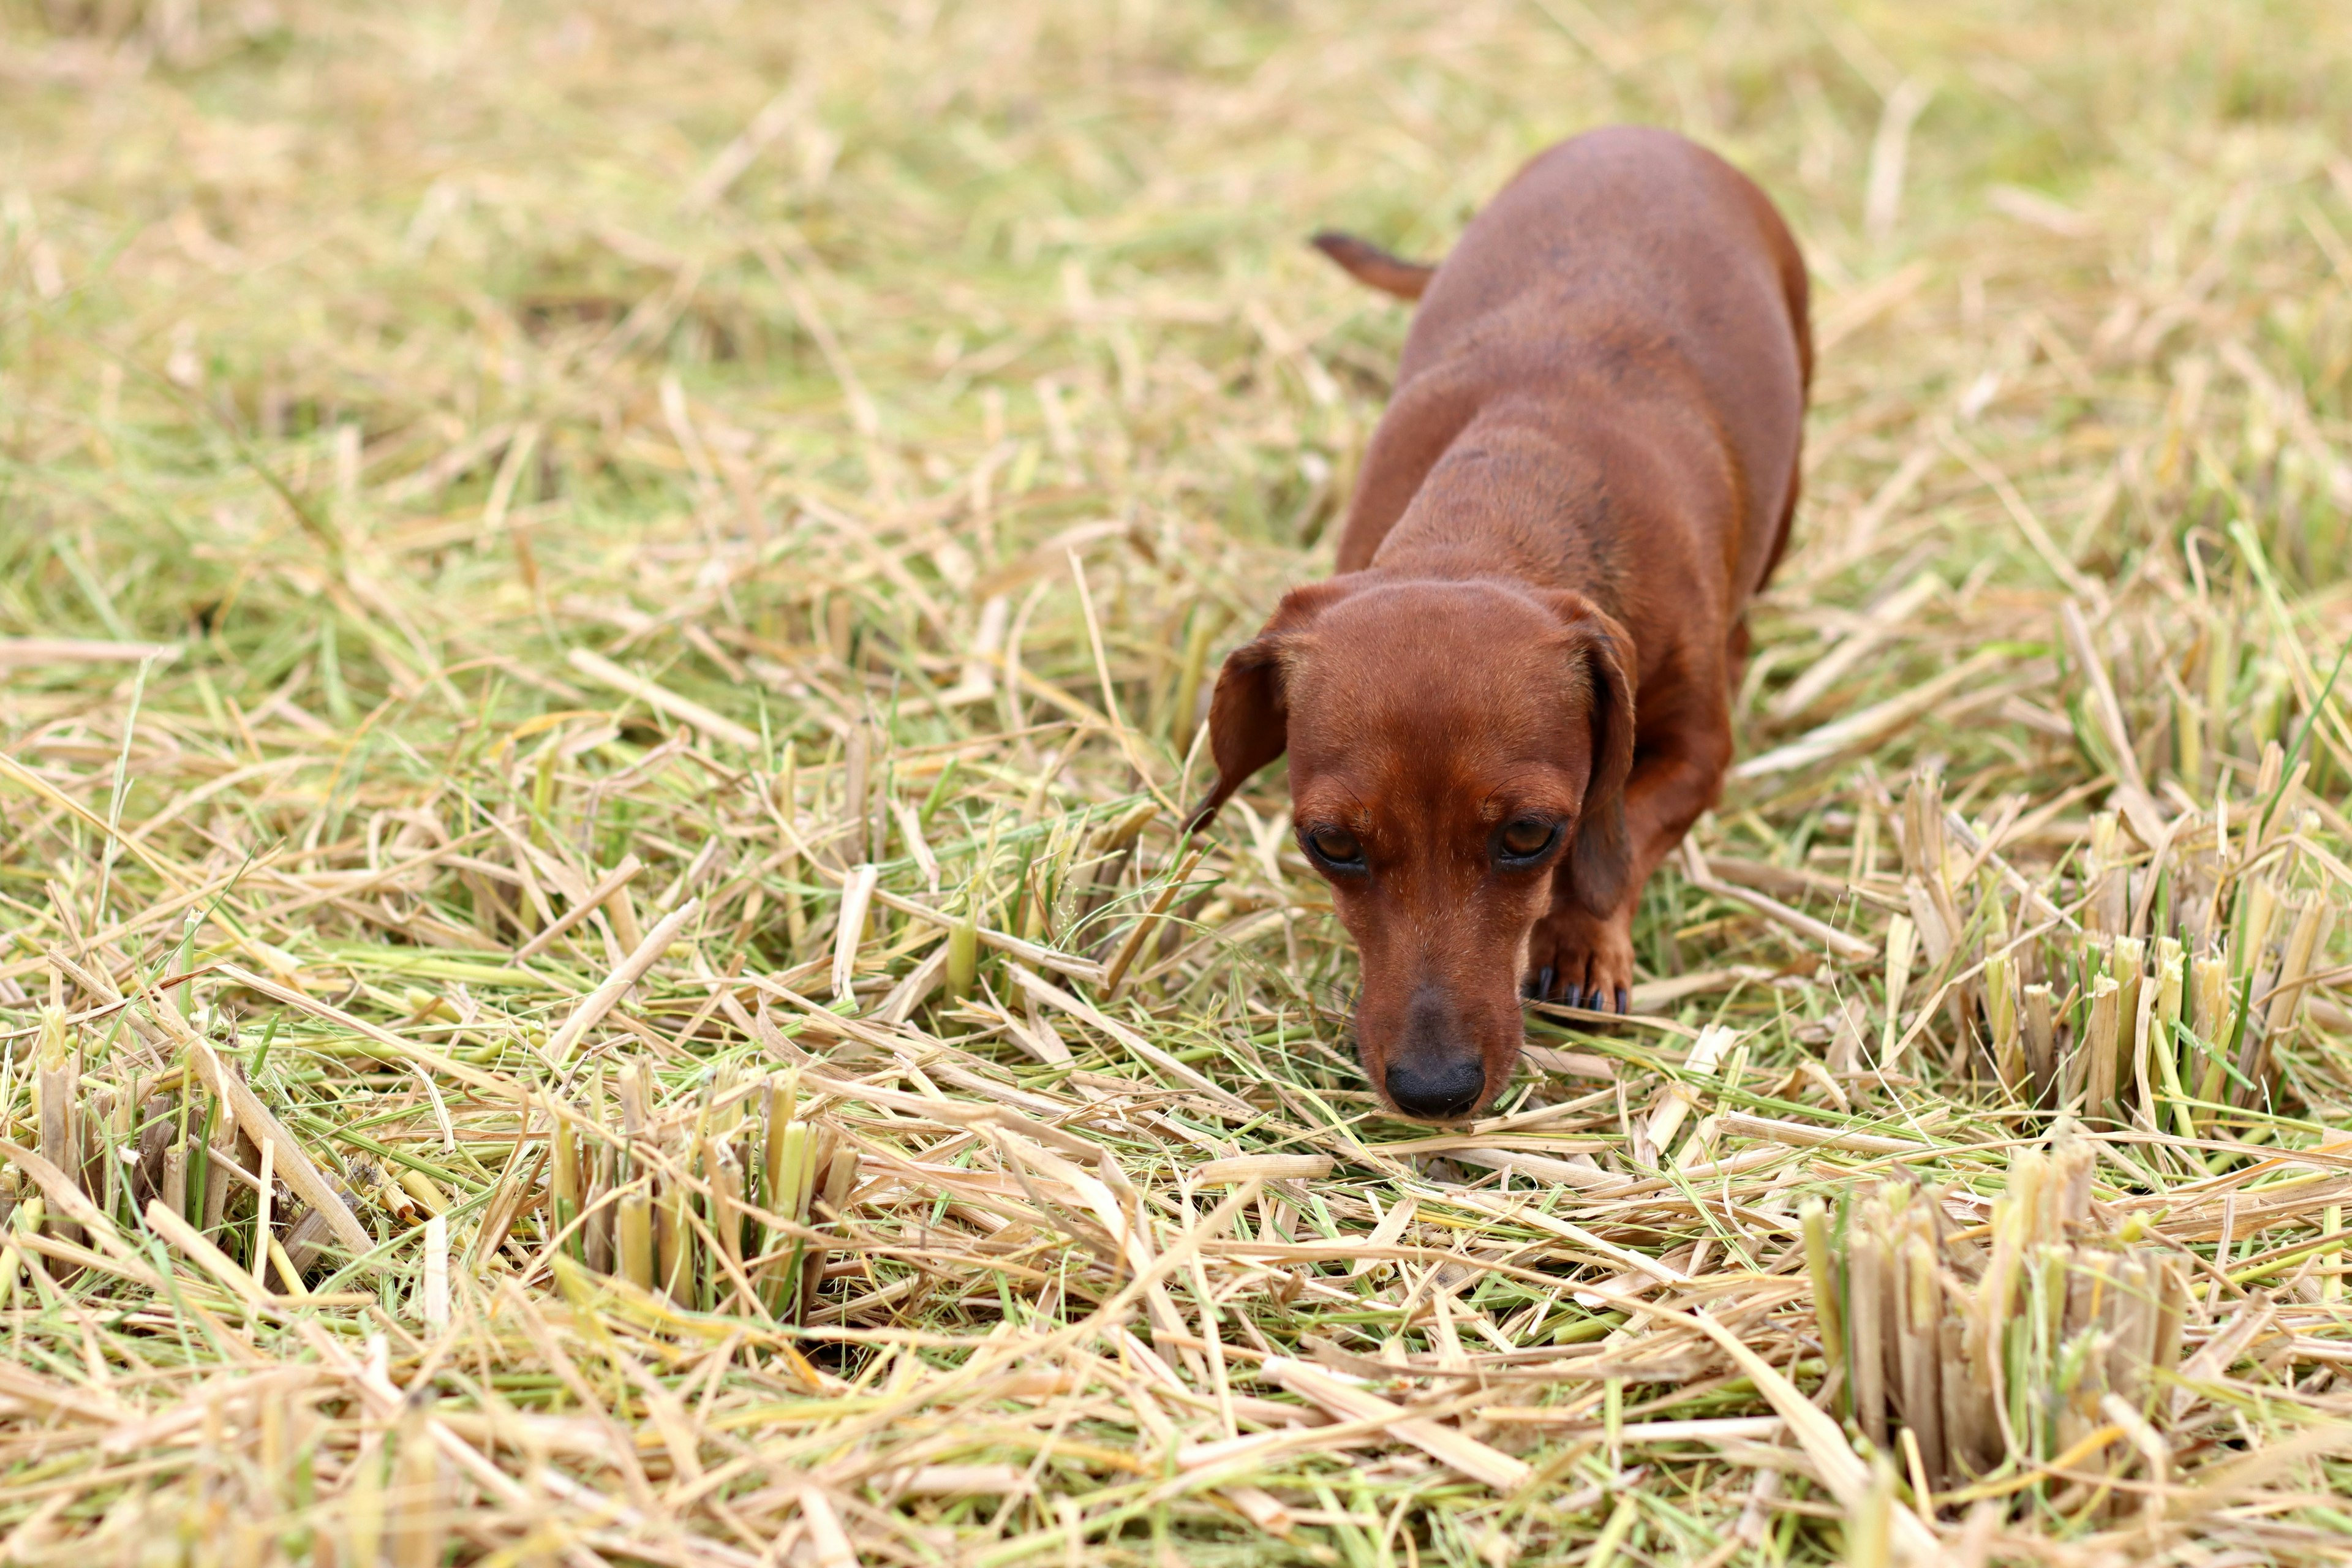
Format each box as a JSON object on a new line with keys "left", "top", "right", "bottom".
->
{"left": 1, "top": 1, "right": 2348, "bottom": 1562}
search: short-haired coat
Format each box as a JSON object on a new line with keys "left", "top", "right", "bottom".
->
{"left": 1188, "top": 127, "right": 1812, "bottom": 1121}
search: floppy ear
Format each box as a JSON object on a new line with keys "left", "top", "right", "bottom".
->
{"left": 1545, "top": 593, "right": 1638, "bottom": 917}
{"left": 1183, "top": 581, "right": 1351, "bottom": 835}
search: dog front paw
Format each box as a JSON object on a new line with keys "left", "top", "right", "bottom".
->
{"left": 1523, "top": 905, "right": 1636, "bottom": 1014}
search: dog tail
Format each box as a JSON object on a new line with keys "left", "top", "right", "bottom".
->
{"left": 1310, "top": 230, "right": 1436, "bottom": 301}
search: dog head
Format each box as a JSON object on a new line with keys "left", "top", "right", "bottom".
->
{"left": 1187, "top": 577, "right": 1635, "bottom": 1120}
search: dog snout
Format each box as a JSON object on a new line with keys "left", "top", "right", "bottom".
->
{"left": 1385, "top": 1055, "right": 1485, "bottom": 1120}
{"left": 1382, "top": 985, "right": 1487, "bottom": 1119}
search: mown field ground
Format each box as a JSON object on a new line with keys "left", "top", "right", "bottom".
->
{"left": 5, "top": 1, "right": 2352, "bottom": 1562}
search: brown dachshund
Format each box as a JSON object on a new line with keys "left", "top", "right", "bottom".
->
{"left": 1186, "top": 127, "right": 1811, "bottom": 1121}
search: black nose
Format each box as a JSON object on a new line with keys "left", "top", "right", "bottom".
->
{"left": 1386, "top": 1057, "right": 1485, "bottom": 1120}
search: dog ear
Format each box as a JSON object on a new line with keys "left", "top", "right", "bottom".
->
{"left": 1545, "top": 593, "right": 1638, "bottom": 917}
{"left": 1183, "top": 581, "right": 1351, "bottom": 835}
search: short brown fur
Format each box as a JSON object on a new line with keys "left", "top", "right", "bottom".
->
{"left": 1189, "top": 127, "right": 1812, "bottom": 1121}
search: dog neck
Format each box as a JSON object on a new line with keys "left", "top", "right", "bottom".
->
{"left": 1358, "top": 409, "right": 1629, "bottom": 616}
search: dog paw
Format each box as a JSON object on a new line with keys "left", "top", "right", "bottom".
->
{"left": 1523, "top": 905, "right": 1636, "bottom": 1014}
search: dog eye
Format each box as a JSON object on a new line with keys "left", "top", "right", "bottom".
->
{"left": 1498, "top": 818, "right": 1558, "bottom": 859}
{"left": 1305, "top": 827, "right": 1364, "bottom": 867}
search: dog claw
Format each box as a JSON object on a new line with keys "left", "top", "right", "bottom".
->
{"left": 1560, "top": 983, "right": 1583, "bottom": 1009}
{"left": 1535, "top": 967, "right": 1555, "bottom": 1000}
{"left": 1615, "top": 986, "right": 1630, "bottom": 1015}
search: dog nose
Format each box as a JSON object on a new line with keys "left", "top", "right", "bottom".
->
{"left": 1386, "top": 1057, "right": 1485, "bottom": 1120}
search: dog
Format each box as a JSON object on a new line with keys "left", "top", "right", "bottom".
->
{"left": 1185, "top": 127, "right": 1811, "bottom": 1121}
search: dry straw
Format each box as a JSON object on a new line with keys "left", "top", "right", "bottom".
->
{"left": 3, "top": 0, "right": 2352, "bottom": 1563}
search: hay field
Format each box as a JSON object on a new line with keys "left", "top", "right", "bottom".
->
{"left": 6, "top": 0, "right": 2352, "bottom": 1561}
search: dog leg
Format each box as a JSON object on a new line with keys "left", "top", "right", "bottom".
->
{"left": 1525, "top": 718, "right": 1731, "bottom": 1012}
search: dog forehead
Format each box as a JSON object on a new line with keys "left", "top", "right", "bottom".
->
{"left": 1288, "top": 584, "right": 1572, "bottom": 729}
{"left": 1281, "top": 585, "right": 1591, "bottom": 795}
